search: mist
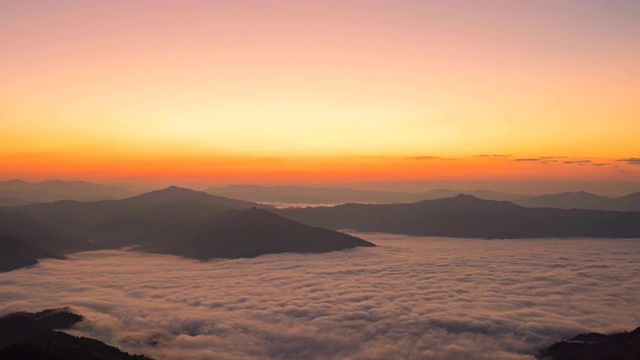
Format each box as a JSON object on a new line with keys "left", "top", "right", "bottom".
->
{"left": 1, "top": 234, "right": 639, "bottom": 359}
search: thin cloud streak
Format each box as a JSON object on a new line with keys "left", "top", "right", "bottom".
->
{"left": 1, "top": 235, "right": 639, "bottom": 359}
{"left": 619, "top": 157, "right": 640, "bottom": 165}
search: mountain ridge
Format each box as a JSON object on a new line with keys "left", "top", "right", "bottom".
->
{"left": 0, "top": 309, "right": 150, "bottom": 359}
{"left": 0, "top": 179, "right": 133, "bottom": 205}
{"left": 515, "top": 191, "right": 640, "bottom": 211}
{"left": 278, "top": 195, "right": 640, "bottom": 239}
{"left": 5, "top": 187, "right": 373, "bottom": 261}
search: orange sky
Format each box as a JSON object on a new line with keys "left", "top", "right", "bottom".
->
{"left": 1, "top": 1, "right": 639, "bottom": 184}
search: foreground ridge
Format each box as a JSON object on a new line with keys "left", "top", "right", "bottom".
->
{"left": 538, "top": 326, "right": 640, "bottom": 360}
{"left": 0, "top": 308, "right": 150, "bottom": 360}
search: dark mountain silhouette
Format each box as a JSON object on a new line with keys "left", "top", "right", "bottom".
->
{"left": 207, "top": 185, "right": 524, "bottom": 205}
{"left": 160, "top": 207, "right": 374, "bottom": 259}
{"left": 9, "top": 186, "right": 267, "bottom": 233}
{"left": 613, "top": 192, "right": 640, "bottom": 211}
{"left": 0, "top": 236, "right": 60, "bottom": 272}
{"left": 278, "top": 195, "right": 640, "bottom": 238}
{"left": 128, "top": 186, "right": 264, "bottom": 209}
{"left": 0, "top": 179, "right": 133, "bottom": 204}
{"left": 89, "top": 200, "right": 232, "bottom": 248}
{"left": 515, "top": 191, "right": 640, "bottom": 211}
{"left": 90, "top": 206, "right": 374, "bottom": 259}
{"left": 0, "top": 207, "right": 95, "bottom": 271}
{"left": 0, "top": 309, "right": 149, "bottom": 359}
{"left": 0, "top": 308, "right": 83, "bottom": 348}
{"left": 515, "top": 191, "right": 607, "bottom": 209}
{"left": 0, "top": 209, "right": 96, "bottom": 254}
{"left": 3, "top": 186, "right": 369, "bottom": 261}
{"left": 538, "top": 326, "right": 640, "bottom": 360}
{"left": 0, "top": 331, "right": 149, "bottom": 360}
{"left": 426, "top": 189, "right": 527, "bottom": 201}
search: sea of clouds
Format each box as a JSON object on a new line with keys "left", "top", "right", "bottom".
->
{"left": 1, "top": 233, "right": 639, "bottom": 359}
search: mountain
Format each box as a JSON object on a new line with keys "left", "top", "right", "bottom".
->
{"left": 0, "top": 208, "right": 97, "bottom": 271}
{"left": 9, "top": 186, "right": 267, "bottom": 233}
{"left": 613, "top": 192, "right": 640, "bottom": 211}
{"left": 0, "top": 308, "right": 83, "bottom": 348}
{"left": 0, "top": 209, "right": 97, "bottom": 255}
{"left": 0, "top": 179, "right": 133, "bottom": 204}
{"left": 90, "top": 206, "right": 374, "bottom": 259}
{"left": 0, "top": 309, "right": 149, "bottom": 359}
{"left": 0, "top": 331, "right": 149, "bottom": 360}
{"left": 158, "top": 207, "right": 374, "bottom": 259}
{"left": 206, "top": 185, "right": 524, "bottom": 205}
{"left": 206, "top": 184, "right": 420, "bottom": 205}
{"left": 515, "top": 191, "right": 610, "bottom": 210}
{"left": 515, "top": 191, "right": 640, "bottom": 211}
{"left": 130, "top": 186, "right": 262, "bottom": 209}
{"left": 0, "top": 236, "right": 59, "bottom": 272}
{"left": 88, "top": 200, "right": 232, "bottom": 248}
{"left": 419, "top": 188, "right": 527, "bottom": 202}
{"left": 9, "top": 187, "right": 370, "bottom": 259}
{"left": 537, "top": 326, "right": 640, "bottom": 360}
{"left": 278, "top": 195, "right": 640, "bottom": 238}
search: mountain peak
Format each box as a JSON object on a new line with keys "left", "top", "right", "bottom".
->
{"left": 124, "top": 186, "right": 268, "bottom": 210}
{"left": 453, "top": 194, "right": 478, "bottom": 199}
{"left": 1, "top": 179, "right": 29, "bottom": 185}
{"left": 129, "top": 186, "right": 204, "bottom": 201}
{"left": 164, "top": 185, "right": 191, "bottom": 191}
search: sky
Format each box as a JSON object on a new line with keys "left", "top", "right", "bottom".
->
{"left": 1, "top": 0, "right": 639, "bottom": 184}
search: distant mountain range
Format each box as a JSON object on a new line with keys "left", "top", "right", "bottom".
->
{"left": 4, "top": 179, "right": 640, "bottom": 212}
{"left": 0, "top": 309, "right": 149, "bottom": 359}
{"left": 0, "top": 186, "right": 373, "bottom": 271}
{"left": 207, "top": 185, "right": 640, "bottom": 211}
{"left": 278, "top": 195, "right": 640, "bottom": 238}
{"left": 0, "top": 179, "right": 133, "bottom": 206}
{"left": 206, "top": 185, "right": 526, "bottom": 205}
{"left": 514, "top": 191, "right": 640, "bottom": 211}
{"left": 3, "top": 184, "right": 640, "bottom": 273}
{"left": 11, "top": 186, "right": 266, "bottom": 233}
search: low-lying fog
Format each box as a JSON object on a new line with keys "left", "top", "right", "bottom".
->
{"left": 1, "top": 234, "right": 639, "bottom": 359}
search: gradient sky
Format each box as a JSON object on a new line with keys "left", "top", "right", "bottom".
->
{"left": 1, "top": 0, "right": 639, "bottom": 183}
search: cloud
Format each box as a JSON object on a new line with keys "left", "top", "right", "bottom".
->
{"left": 408, "top": 156, "right": 441, "bottom": 160}
{"left": 1, "top": 234, "right": 639, "bottom": 360}
{"left": 477, "top": 155, "right": 511, "bottom": 158}
{"left": 618, "top": 157, "right": 640, "bottom": 165}
{"left": 563, "top": 160, "right": 592, "bottom": 165}
{"left": 511, "top": 157, "right": 607, "bottom": 165}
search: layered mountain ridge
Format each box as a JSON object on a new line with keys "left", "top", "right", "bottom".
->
{"left": 0, "top": 187, "right": 374, "bottom": 271}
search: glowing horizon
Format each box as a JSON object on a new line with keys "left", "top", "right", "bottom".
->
{"left": 2, "top": 1, "right": 639, "bottom": 183}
